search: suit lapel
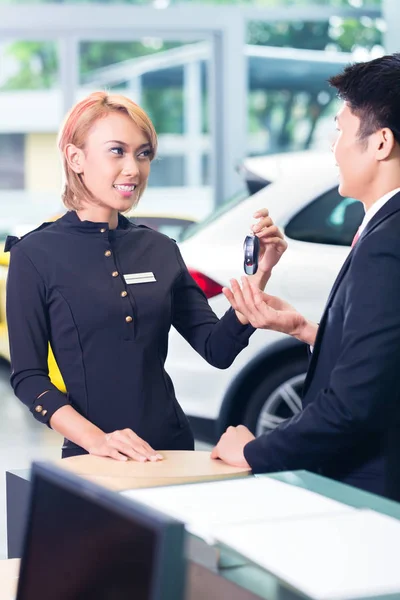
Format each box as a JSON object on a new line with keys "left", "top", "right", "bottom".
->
{"left": 303, "top": 190, "right": 400, "bottom": 395}
{"left": 323, "top": 250, "right": 354, "bottom": 311}
{"left": 303, "top": 252, "right": 353, "bottom": 394}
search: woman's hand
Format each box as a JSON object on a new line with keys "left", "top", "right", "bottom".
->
{"left": 87, "top": 428, "right": 164, "bottom": 462}
{"left": 251, "top": 208, "right": 287, "bottom": 276}
{"left": 234, "top": 208, "right": 287, "bottom": 325}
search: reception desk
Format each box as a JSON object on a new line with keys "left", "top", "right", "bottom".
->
{"left": 5, "top": 455, "right": 400, "bottom": 600}
{"left": 0, "top": 559, "right": 19, "bottom": 600}
{"left": 6, "top": 451, "right": 251, "bottom": 559}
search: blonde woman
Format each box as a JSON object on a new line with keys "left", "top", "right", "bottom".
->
{"left": 6, "top": 92, "right": 286, "bottom": 462}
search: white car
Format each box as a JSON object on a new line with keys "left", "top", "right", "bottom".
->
{"left": 165, "top": 151, "right": 364, "bottom": 442}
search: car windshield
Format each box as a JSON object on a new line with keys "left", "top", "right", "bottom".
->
{"left": 180, "top": 157, "right": 277, "bottom": 242}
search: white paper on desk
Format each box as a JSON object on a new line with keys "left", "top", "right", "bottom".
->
{"left": 214, "top": 509, "right": 400, "bottom": 600}
{"left": 122, "top": 477, "right": 352, "bottom": 542}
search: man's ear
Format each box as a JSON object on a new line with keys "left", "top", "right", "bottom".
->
{"left": 376, "top": 128, "right": 396, "bottom": 161}
{"left": 65, "top": 144, "right": 85, "bottom": 174}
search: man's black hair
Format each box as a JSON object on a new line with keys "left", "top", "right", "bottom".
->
{"left": 329, "top": 53, "right": 400, "bottom": 144}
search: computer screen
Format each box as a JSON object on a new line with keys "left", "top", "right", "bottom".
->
{"left": 16, "top": 462, "right": 186, "bottom": 600}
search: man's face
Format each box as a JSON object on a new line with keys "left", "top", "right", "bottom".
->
{"left": 332, "top": 102, "right": 377, "bottom": 201}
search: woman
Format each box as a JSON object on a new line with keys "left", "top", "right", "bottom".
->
{"left": 6, "top": 91, "right": 286, "bottom": 462}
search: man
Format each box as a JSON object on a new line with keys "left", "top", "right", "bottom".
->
{"left": 211, "top": 53, "right": 400, "bottom": 501}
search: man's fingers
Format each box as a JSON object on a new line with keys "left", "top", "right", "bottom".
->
{"left": 229, "top": 279, "right": 253, "bottom": 317}
{"left": 222, "top": 287, "right": 238, "bottom": 309}
{"left": 210, "top": 445, "right": 219, "bottom": 459}
{"left": 259, "top": 290, "right": 289, "bottom": 311}
{"left": 250, "top": 285, "right": 279, "bottom": 307}
{"left": 230, "top": 278, "right": 242, "bottom": 294}
{"left": 241, "top": 277, "right": 257, "bottom": 310}
{"left": 237, "top": 424, "right": 249, "bottom": 432}
{"left": 250, "top": 285, "right": 271, "bottom": 308}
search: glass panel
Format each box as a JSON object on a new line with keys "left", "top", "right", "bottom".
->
{"left": 246, "top": 15, "right": 384, "bottom": 157}
{"left": 0, "top": 40, "right": 64, "bottom": 244}
{"left": 0, "top": 134, "right": 24, "bottom": 190}
{"left": 0, "top": 40, "right": 58, "bottom": 91}
{"left": 0, "top": 0, "right": 383, "bottom": 6}
{"left": 151, "top": 156, "right": 185, "bottom": 186}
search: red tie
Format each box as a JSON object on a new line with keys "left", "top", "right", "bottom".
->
{"left": 351, "top": 228, "right": 360, "bottom": 248}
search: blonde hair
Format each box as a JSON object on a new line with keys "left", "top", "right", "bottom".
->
{"left": 58, "top": 91, "right": 158, "bottom": 211}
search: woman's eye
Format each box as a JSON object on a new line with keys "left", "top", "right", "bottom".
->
{"left": 111, "top": 147, "right": 124, "bottom": 156}
{"left": 138, "top": 149, "right": 152, "bottom": 159}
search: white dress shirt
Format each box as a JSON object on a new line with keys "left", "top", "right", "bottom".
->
{"left": 357, "top": 187, "right": 400, "bottom": 238}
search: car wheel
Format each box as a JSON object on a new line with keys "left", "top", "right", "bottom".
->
{"left": 242, "top": 356, "right": 308, "bottom": 436}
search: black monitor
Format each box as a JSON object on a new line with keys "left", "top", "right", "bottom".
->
{"left": 16, "top": 462, "right": 187, "bottom": 600}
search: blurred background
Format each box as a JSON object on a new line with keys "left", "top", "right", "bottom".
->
{"left": 0, "top": 0, "right": 398, "bottom": 559}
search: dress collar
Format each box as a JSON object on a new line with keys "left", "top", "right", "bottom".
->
{"left": 57, "top": 210, "right": 134, "bottom": 237}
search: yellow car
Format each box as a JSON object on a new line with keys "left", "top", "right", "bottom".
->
{"left": 0, "top": 212, "right": 196, "bottom": 393}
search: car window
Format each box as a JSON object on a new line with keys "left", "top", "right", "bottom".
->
{"left": 284, "top": 187, "right": 364, "bottom": 246}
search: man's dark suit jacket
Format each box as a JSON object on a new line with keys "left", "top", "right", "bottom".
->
{"left": 244, "top": 191, "right": 400, "bottom": 501}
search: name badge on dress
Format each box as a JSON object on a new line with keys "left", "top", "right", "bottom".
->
{"left": 123, "top": 272, "right": 156, "bottom": 285}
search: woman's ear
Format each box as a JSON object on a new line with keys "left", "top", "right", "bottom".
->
{"left": 65, "top": 144, "right": 85, "bottom": 174}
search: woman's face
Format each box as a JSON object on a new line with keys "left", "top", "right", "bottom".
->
{"left": 70, "top": 111, "right": 153, "bottom": 212}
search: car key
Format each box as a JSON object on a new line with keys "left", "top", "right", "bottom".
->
{"left": 243, "top": 234, "right": 260, "bottom": 275}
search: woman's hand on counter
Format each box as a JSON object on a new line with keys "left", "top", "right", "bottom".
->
{"left": 88, "top": 428, "right": 164, "bottom": 462}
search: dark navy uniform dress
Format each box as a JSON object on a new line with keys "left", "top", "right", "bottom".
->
{"left": 6, "top": 211, "right": 254, "bottom": 457}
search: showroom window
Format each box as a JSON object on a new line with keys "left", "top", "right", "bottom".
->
{"left": 285, "top": 187, "right": 364, "bottom": 247}
{"left": 0, "top": 134, "right": 25, "bottom": 190}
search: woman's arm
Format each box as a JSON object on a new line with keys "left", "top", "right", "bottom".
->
{"left": 6, "top": 244, "right": 71, "bottom": 423}
{"left": 171, "top": 208, "right": 288, "bottom": 368}
{"left": 7, "top": 244, "right": 161, "bottom": 462}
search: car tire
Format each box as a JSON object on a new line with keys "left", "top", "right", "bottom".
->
{"left": 242, "top": 355, "right": 309, "bottom": 436}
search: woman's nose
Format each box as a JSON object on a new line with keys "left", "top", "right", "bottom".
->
{"left": 122, "top": 156, "right": 139, "bottom": 177}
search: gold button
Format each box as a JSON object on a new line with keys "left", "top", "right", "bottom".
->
{"left": 35, "top": 405, "right": 43, "bottom": 413}
{"left": 100, "top": 228, "right": 106, "bottom": 233}
{"left": 42, "top": 409, "right": 48, "bottom": 417}
{"left": 121, "top": 291, "right": 128, "bottom": 298}
{"left": 125, "top": 316, "right": 133, "bottom": 323}
{"left": 104, "top": 250, "right": 112, "bottom": 257}
{"left": 112, "top": 271, "right": 119, "bottom": 277}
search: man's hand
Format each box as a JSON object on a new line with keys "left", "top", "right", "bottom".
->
{"left": 225, "top": 277, "right": 318, "bottom": 346}
{"left": 87, "top": 428, "right": 164, "bottom": 462}
{"left": 210, "top": 425, "right": 255, "bottom": 467}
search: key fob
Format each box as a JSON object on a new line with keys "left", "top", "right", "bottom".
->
{"left": 243, "top": 234, "right": 260, "bottom": 275}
